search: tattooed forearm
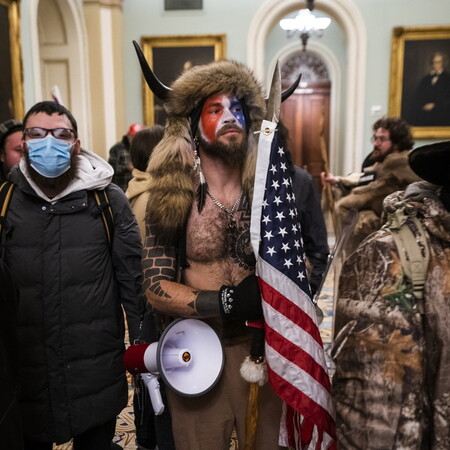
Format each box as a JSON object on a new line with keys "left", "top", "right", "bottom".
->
{"left": 149, "top": 280, "right": 170, "bottom": 298}
{"left": 192, "top": 290, "right": 221, "bottom": 317}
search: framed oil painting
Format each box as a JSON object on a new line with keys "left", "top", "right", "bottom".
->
{"left": 140, "top": 34, "right": 226, "bottom": 126}
{"left": 389, "top": 26, "right": 450, "bottom": 139}
{"left": 0, "top": 0, "right": 24, "bottom": 122}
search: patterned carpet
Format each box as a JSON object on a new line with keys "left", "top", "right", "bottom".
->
{"left": 54, "top": 251, "right": 335, "bottom": 450}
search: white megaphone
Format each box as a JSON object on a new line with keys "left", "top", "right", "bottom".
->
{"left": 124, "top": 318, "right": 224, "bottom": 415}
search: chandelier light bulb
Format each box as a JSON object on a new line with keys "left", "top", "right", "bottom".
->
{"left": 280, "top": 9, "right": 331, "bottom": 32}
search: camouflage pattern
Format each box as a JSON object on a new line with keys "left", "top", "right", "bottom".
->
{"left": 332, "top": 183, "right": 450, "bottom": 449}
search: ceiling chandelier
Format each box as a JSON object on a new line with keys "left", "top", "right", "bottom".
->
{"left": 279, "top": 5, "right": 331, "bottom": 51}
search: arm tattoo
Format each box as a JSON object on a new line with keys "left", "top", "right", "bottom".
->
{"left": 142, "top": 223, "right": 176, "bottom": 298}
{"left": 192, "top": 290, "right": 221, "bottom": 318}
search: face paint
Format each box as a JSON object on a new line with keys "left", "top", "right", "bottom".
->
{"left": 199, "top": 94, "right": 246, "bottom": 143}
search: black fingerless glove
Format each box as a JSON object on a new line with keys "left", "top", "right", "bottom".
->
{"left": 219, "top": 274, "right": 263, "bottom": 321}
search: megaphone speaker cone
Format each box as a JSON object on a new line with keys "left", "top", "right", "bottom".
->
{"left": 158, "top": 319, "right": 224, "bottom": 397}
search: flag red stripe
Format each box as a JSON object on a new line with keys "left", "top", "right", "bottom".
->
{"left": 259, "top": 277, "right": 322, "bottom": 344}
{"left": 285, "top": 405, "right": 296, "bottom": 447}
{"left": 265, "top": 324, "right": 331, "bottom": 390}
{"left": 268, "top": 367, "right": 336, "bottom": 438}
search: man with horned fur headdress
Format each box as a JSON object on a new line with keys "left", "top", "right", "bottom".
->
{"left": 141, "top": 59, "right": 288, "bottom": 449}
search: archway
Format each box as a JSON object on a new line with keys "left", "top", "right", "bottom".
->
{"left": 247, "top": 0, "right": 366, "bottom": 174}
{"left": 24, "top": 0, "right": 91, "bottom": 147}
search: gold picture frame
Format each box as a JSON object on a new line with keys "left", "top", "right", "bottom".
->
{"left": 140, "top": 34, "right": 226, "bottom": 126}
{"left": 0, "top": 0, "right": 24, "bottom": 122}
{"left": 389, "top": 26, "right": 450, "bottom": 139}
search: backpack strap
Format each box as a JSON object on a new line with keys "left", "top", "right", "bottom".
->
{"left": 0, "top": 181, "right": 15, "bottom": 259}
{"left": 384, "top": 200, "right": 430, "bottom": 313}
{"left": 94, "top": 189, "right": 114, "bottom": 245}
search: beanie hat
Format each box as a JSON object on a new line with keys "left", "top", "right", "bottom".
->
{"left": 0, "top": 119, "right": 22, "bottom": 150}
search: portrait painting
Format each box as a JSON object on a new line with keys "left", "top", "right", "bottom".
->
{"left": 140, "top": 35, "right": 226, "bottom": 126}
{"left": 0, "top": 0, "right": 24, "bottom": 122}
{"left": 389, "top": 26, "right": 450, "bottom": 138}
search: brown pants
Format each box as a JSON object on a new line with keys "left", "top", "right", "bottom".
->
{"left": 167, "top": 339, "right": 285, "bottom": 450}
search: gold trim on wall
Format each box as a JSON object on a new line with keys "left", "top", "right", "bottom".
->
{"left": 1, "top": 0, "right": 24, "bottom": 120}
{"left": 140, "top": 34, "right": 226, "bottom": 126}
{"left": 389, "top": 26, "right": 450, "bottom": 139}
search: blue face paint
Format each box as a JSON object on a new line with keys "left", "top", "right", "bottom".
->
{"left": 229, "top": 97, "right": 246, "bottom": 129}
{"left": 200, "top": 94, "right": 246, "bottom": 142}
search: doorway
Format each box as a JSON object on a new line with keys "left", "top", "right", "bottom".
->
{"left": 280, "top": 52, "right": 331, "bottom": 193}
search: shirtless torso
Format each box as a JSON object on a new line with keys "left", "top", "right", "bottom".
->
{"left": 143, "top": 177, "right": 254, "bottom": 321}
{"left": 140, "top": 90, "right": 285, "bottom": 449}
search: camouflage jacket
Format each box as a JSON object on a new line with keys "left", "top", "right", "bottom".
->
{"left": 332, "top": 182, "right": 450, "bottom": 449}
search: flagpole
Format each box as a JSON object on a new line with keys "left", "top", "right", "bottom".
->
{"left": 319, "top": 107, "right": 337, "bottom": 234}
{"left": 242, "top": 325, "right": 266, "bottom": 450}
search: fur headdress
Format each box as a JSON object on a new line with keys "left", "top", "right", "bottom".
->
{"left": 146, "top": 59, "right": 266, "bottom": 245}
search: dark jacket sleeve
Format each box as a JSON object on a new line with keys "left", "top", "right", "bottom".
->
{"left": 106, "top": 184, "right": 145, "bottom": 342}
{"left": 292, "top": 167, "right": 329, "bottom": 294}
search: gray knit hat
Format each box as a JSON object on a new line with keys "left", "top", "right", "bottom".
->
{"left": 0, "top": 119, "right": 22, "bottom": 150}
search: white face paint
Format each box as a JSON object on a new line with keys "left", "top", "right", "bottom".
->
{"left": 199, "top": 94, "right": 245, "bottom": 143}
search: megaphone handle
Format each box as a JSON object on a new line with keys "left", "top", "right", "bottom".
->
{"left": 141, "top": 373, "right": 165, "bottom": 416}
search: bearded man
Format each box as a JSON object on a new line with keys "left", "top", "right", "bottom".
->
{"left": 141, "top": 60, "right": 288, "bottom": 449}
{"left": 1, "top": 101, "right": 144, "bottom": 449}
{"left": 321, "top": 116, "right": 421, "bottom": 256}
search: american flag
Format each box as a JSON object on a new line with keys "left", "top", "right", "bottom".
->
{"left": 250, "top": 120, "right": 336, "bottom": 449}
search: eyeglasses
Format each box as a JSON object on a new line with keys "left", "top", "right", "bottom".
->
{"left": 24, "top": 127, "right": 76, "bottom": 141}
{"left": 371, "top": 135, "right": 390, "bottom": 144}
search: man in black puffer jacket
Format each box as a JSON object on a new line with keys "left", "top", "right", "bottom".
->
{"left": 2, "top": 101, "right": 144, "bottom": 449}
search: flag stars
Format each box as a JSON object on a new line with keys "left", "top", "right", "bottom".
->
{"left": 266, "top": 246, "right": 276, "bottom": 256}
{"left": 294, "top": 240, "right": 301, "bottom": 249}
{"left": 292, "top": 224, "right": 298, "bottom": 233}
{"left": 297, "top": 271, "right": 306, "bottom": 281}
{"left": 262, "top": 199, "right": 269, "bottom": 208}
{"left": 284, "top": 258, "right": 293, "bottom": 269}
{"left": 275, "top": 211, "right": 285, "bottom": 221}
{"left": 281, "top": 242, "right": 290, "bottom": 252}
{"left": 269, "top": 164, "right": 277, "bottom": 174}
{"left": 278, "top": 227, "right": 288, "bottom": 237}
{"left": 282, "top": 178, "right": 290, "bottom": 187}
{"left": 264, "top": 230, "right": 274, "bottom": 241}
{"left": 278, "top": 146, "right": 285, "bottom": 156}
{"left": 273, "top": 196, "right": 282, "bottom": 206}
{"left": 280, "top": 162, "right": 287, "bottom": 172}
{"left": 271, "top": 179, "right": 280, "bottom": 190}
{"left": 289, "top": 209, "right": 296, "bottom": 218}
{"left": 262, "top": 215, "right": 271, "bottom": 225}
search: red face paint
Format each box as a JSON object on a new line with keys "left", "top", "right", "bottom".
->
{"left": 199, "top": 94, "right": 245, "bottom": 142}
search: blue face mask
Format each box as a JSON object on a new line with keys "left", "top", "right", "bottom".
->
{"left": 27, "top": 135, "right": 73, "bottom": 178}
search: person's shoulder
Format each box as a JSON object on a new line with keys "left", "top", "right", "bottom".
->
{"left": 293, "top": 166, "right": 313, "bottom": 182}
{"left": 109, "top": 140, "right": 125, "bottom": 153}
{"left": 381, "top": 150, "right": 409, "bottom": 169}
{"left": 105, "top": 183, "right": 128, "bottom": 202}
